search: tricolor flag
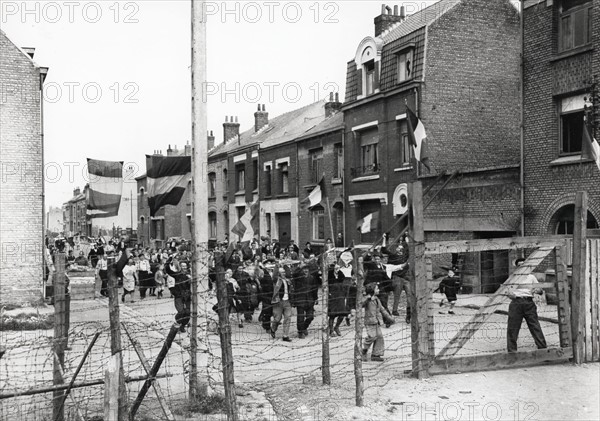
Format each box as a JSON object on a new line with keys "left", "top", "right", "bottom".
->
{"left": 300, "top": 176, "right": 326, "bottom": 210}
{"left": 582, "top": 123, "right": 600, "bottom": 171}
{"left": 146, "top": 155, "right": 192, "bottom": 217}
{"left": 356, "top": 211, "right": 379, "bottom": 234}
{"left": 406, "top": 105, "right": 431, "bottom": 171}
{"left": 231, "top": 201, "right": 259, "bottom": 243}
{"left": 87, "top": 159, "right": 124, "bottom": 218}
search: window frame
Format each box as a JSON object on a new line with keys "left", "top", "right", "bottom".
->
{"left": 359, "top": 128, "right": 379, "bottom": 175}
{"left": 558, "top": 1, "right": 593, "bottom": 53}
{"left": 235, "top": 164, "right": 245, "bottom": 192}
{"left": 364, "top": 60, "right": 375, "bottom": 96}
{"left": 208, "top": 212, "right": 217, "bottom": 239}
{"left": 333, "top": 143, "right": 344, "bottom": 179}
{"left": 309, "top": 148, "right": 323, "bottom": 184}
{"left": 397, "top": 119, "right": 414, "bottom": 166}
{"left": 264, "top": 164, "right": 272, "bottom": 197}
{"left": 312, "top": 207, "right": 325, "bottom": 241}
{"left": 396, "top": 48, "right": 414, "bottom": 84}
{"left": 208, "top": 172, "right": 216, "bottom": 198}
{"left": 279, "top": 163, "right": 289, "bottom": 194}
{"left": 558, "top": 95, "right": 586, "bottom": 157}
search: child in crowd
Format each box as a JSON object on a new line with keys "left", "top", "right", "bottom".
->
{"left": 361, "top": 283, "right": 392, "bottom": 362}
{"left": 437, "top": 267, "right": 461, "bottom": 315}
{"left": 154, "top": 264, "right": 165, "bottom": 299}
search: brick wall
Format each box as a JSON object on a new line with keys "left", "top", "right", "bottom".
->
{"left": 523, "top": 0, "right": 600, "bottom": 236}
{"left": 0, "top": 31, "right": 44, "bottom": 306}
{"left": 422, "top": 0, "right": 521, "bottom": 173}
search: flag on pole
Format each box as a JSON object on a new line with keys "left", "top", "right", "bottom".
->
{"left": 231, "top": 201, "right": 259, "bottom": 242}
{"left": 356, "top": 211, "right": 379, "bottom": 234}
{"left": 582, "top": 122, "right": 600, "bottom": 171}
{"left": 300, "top": 176, "right": 326, "bottom": 210}
{"left": 146, "top": 155, "right": 192, "bottom": 217}
{"left": 87, "top": 159, "right": 124, "bottom": 218}
{"left": 406, "top": 105, "right": 431, "bottom": 171}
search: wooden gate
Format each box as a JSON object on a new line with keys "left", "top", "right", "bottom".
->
{"left": 581, "top": 238, "right": 600, "bottom": 362}
{"left": 416, "top": 236, "right": 573, "bottom": 375}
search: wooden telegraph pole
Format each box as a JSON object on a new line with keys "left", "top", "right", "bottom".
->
{"left": 572, "top": 191, "right": 588, "bottom": 364}
{"left": 52, "top": 252, "right": 67, "bottom": 421}
{"left": 408, "top": 181, "right": 430, "bottom": 378}
{"left": 190, "top": 0, "right": 209, "bottom": 400}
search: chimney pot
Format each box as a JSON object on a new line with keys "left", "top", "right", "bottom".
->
{"left": 400, "top": 5, "right": 405, "bottom": 18}
{"left": 381, "top": 4, "right": 386, "bottom": 14}
{"left": 262, "top": 104, "right": 266, "bottom": 111}
{"left": 335, "top": 92, "right": 339, "bottom": 102}
{"left": 257, "top": 104, "right": 261, "bottom": 111}
{"left": 235, "top": 116, "right": 238, "bottom": 123}
{"left": 394, "top": 5, "right": 398, "bottom": 15}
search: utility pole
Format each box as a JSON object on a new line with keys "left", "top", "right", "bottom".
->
{"left": 190, "top": 0, "right": 209, "bottom": 401}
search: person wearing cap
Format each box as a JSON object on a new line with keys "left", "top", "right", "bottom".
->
{"left": 292, "top": 264, "right": 319, "bottom": 339}
{"left": 437, "top": 267, "right": 461, "bottom": 314}
{"left": 505, "top": 258, "right": 547, "bottom": 353}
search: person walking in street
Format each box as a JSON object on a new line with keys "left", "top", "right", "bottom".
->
{"left": 292, "top": 264, "right": 319, "bottom": 339}
{"left": 258, "top": 263, "right": 275, "bottom": 333}
{"left": 121, "top": 258, "right": 137, "bottom": 304}
{"left": 96, "top": 253, "right": 109, "bottom": 297}
{"left": 328, "top": 264, "right": 349, "bottom": 337}
{"left": 382, "top": 234, "right": 411, "bottom": 323}
{"left": 505, "top": 258, "right": 547, "bottom": 353}
{"left": 437, "top": 267, "right": 461, "bottom": 314}
{"left": 271, "top": 266, "right": 293, "bottom": 342}
{"left": 137, "top": 253, "right": 153, "bottom": 299}
{"left": 361, "top": 283, "right": 392, "bottom": 362}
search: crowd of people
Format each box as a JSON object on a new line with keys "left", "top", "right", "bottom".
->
{"left": 46, "top": 233, "right": 418, "bottom": 362}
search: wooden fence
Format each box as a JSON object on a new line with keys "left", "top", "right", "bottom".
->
{"left": 582, "top": 238, "right": 600, "bottom": 362}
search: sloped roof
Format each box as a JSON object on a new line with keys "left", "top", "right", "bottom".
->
{"left": 295, "top": 111, "right": 343, "bottom": 142}
{"left": 210, "top": 99, "right": 331, "bottom": 155}
{"left": 380, "top": 0, "right": 462, "bottom": 44}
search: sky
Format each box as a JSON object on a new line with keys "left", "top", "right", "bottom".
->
{"left": 1, "top": 0, "right": 444, "bottom": 230}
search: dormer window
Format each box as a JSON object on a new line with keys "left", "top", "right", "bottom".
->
{"left": 397, "top": 49, "right": 413, "bottom": 83}
{"left": 364, "top": 60, "right": 376, "bottom": 95}
{"left": 558, "top": 0, "right": 592, "bottom": 53}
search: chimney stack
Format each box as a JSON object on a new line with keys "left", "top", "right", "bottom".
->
{"left": 374, "top": 4, "right": 404, "bottom": 37}
{"left": 207, "top": 130, "right": 215, "bottom": 150}
{"left": 73, "top": 187, "right": 81, "bottom": 196}
{"left": 254, "top": 104, "right": 269, "bottom": 132}
{"left": 325, "top": 92, "right": 342, "bottom": 117}
{"left": 223, "top": 116, "right": 240, "bottom": 144}
{"left": 185, "top": 140, "right": 192, "bottom": 156}
{"left": 167, "top": 144, "right": 174, "bottom": 156}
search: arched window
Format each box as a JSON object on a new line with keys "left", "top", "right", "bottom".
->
{"left": 552, "top": 205, "right": 598, "bottom": 234}
{"left": 223, "top": 169, "right": 228, "bottom": 194}
{"left": 208, "top": 172, "right": 216, "bottom": 198}
{"left": 311, "top": 205, "right": 325, "bottom": 241}
{"left": 223, "top": 210, "right": 229, "bottom": 237}
{"left": 209, "top": 212, "right": 217, "bottom": 239}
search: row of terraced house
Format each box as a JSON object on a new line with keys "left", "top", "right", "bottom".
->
{"left": 130, "top": 0, "right": 600, "bottom": 296}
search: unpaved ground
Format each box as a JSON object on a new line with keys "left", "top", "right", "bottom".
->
{"left": 2, "top": 287, "right": 598, "bottom": 421}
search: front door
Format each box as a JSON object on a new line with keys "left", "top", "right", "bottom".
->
{"left": 277, "top": 213, "right": 291, "bottom": 249}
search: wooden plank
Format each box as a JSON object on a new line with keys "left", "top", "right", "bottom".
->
{"left": 590, "top": 240, "right": 599, "bottom": 361}
{"left": 430, "top": 347, "right": 573, "bottom": 375}
{"left": 585, "top": 242, "right": 593, "bottom": 362}
{"left": 122, "top": 324, "right": 175, "bottom": 421}
{"left": 555, "top": 247, "right": 572, "bottom": 348}
{"left": 571, "top": 191, "right": 587, "bottom": 364}
{"left": 436, "top": 247, "right": 554, "bottom": 359}
{"left": 409, "top": 181, "right": 430, "bottom": 378}
{"left": 425, "top": 235, "right": 569, "bottom": 256}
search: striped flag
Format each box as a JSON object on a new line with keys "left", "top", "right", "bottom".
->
{"left": 300, "top": 176, "right": 326, "bottom": 210}
{"left": 356, "top": 211, "right": 379, "bottom": 234}
{"left": 406, "top": 105, "right": 431, "bottom": 171}
{"left": 87, "top": 159, "right": 124, "bottom": 218}
{"left": 146, "top": 155, "right": 191, "bottom": 217}
{"left": 231, "top": 201, "right": 259, "bottom": 242}
{"left": 582, "top": 123, "right": 600, "bottom": 171}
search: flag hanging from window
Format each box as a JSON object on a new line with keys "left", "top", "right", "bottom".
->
{"left": 231, "top": 201, "right": 259, "bottom": 243}
{"left": 582, "top": 123, "right": 600, "bottom": 171}
{"left": 300, "top": 176, "right": 326, "bottom": 210}
{"left": 356, "top": 211, "right": 379, "bottom": 234}
{"left": 87, "top": 159, "right": 124, "bottom": 218}
{"left": 146, "top": 155, "right": 192, "bottom": 217}
{"left": 406, "top": 105, "right": 431, "bottom": 171}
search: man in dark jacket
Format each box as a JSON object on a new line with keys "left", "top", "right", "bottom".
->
{"left": 292, "top": 265, "right": 319, "bottom": 339}
{"left": 165, "top": 257, "right": 192, "bottom": 332}
{"left": 258, "top": 265, "right": 275, "bottom": 333}
{"left": 382, "top": 234, "right": 411, "bottom": 322}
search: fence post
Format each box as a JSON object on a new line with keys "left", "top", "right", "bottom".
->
{"left": 572, "top": 191, "right": 588, "bottom": 363}
{"left": 53, "top": 252, "right": 67, "bottom": 421}
{"left": 409, "top": 181, "right": 430, "bottom": 378}
{"left": 105, "top": 258, "right": 127, "bottom": 419}
{"left": 554, "top": 246, "right": 572, "bottom": 348}
{"left": 321, "top": 250, "right": 331, "bottom": 385}
{"left": 353, "top": 246, "right": 364, "bottom": 406}
{"left": 215, "top": 252, "right": 238, "bottom": 421}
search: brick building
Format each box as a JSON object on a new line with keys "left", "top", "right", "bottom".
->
{"left": 62, "top": 186, "right": 89, "bottom": 237}
{"left": 0, "top": 30, "right": 48, "bottom": 305}
{"left": 342, "top": 0, "right": 522, "bottom": 292}
{"left": 523, "top": 0, "right": 600, "bottom": 237}
{"left": 296, "top": 96, "right": 344, "bottom": 252}
{"left": 136, "top": 143, "right": 193, "bottom": 248}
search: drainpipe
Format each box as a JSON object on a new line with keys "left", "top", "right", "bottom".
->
{"left": 520, "top": 0, "right": 525, "bottom": 237}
